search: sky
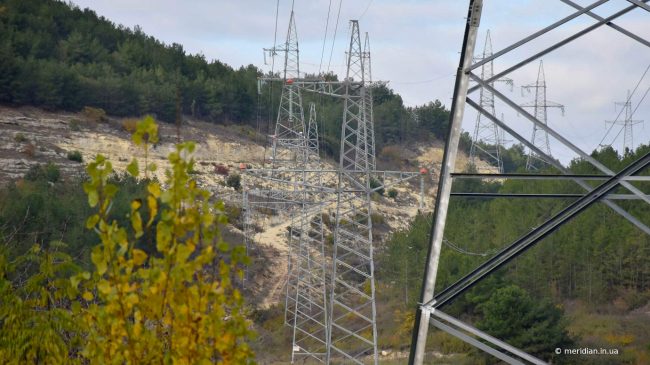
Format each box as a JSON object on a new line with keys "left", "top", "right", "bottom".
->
{"left": 71, "top": 0, "right": 650, "bottom": 163}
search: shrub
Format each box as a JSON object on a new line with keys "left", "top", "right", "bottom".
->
{"left": 227, "top": 173, "right": 242, "bottom": 191}
{"left": 22, "top": 143, "right": 35, "bottom": 157}
{"left": 14, "top": 133, "right": 27, "bottom": 143}
{"left": 387, "top": 188, "right": 398, "bottom": 199}
{"left": 24, "top": 163, "right": 60, "bottom": 183}
{"left": 82, "top": 106, "right": 107, "bottom": 123}
{"left": 69, "top": 119, "right": 81, "bottom": 131}
{"left": 371, "top": 212, "right": 385, "bottom": 225}
{"left": 121, "top": 118, "right": 139, "bottom": 134}
{"left": 0, "top": 117, "right": 255, "bottom": 363}
{"left": 214, "top": 163, "right": 230, "bottom": 176}
{"left": 379, "top": 145, "right": 402, "bottom": 162}
{"left": 370, "top": 176, "right": 384, "bottom": 195}
{"left": 67, "top": 150, "right": 83, "bottom": 163}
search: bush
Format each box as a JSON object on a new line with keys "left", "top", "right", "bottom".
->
{"left": 387, "top": 188, "right": 398, "bottom": 199}
{"left": 0, "top": 117, "right": 255, "bottom": 363}
{"left": 67, "top": 150, "right": 83, "bottom": 163}
{"left": 214, "top": 163, "right": 230, "bottom": 176}
{"left": 121, "top": 118, "right": 139, "bottom": 134}
{"left": 370, "top": 176, "right": 384, "bottom": 196}
{"left": 14, "top": 133, "right": 27, "bottom": 143}
{"left": 82, "top": 106, "right": 107, "bottom": 123}
{"left": 379, "top": 145, "right": 402, "bottom": 162}
{"left": 69, "top": 119, "right": 81, "bottom": 131}
{"left": 24, "top": 163, "right": 60, "bottom": 183}
{"left": 227, "top": 173, "right": 242, "bottom": 191}
{"left": 22, "top": 143, "right": 35, "bottom": 157}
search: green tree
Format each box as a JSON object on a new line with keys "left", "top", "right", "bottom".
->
{"left": 477, "top": 285, "right": 574, "bottom": 362}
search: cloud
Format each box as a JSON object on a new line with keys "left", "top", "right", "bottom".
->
{"left": 71, "top": 0, "right": 650, "bottom": 158}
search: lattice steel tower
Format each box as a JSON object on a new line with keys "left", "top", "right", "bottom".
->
{"left": 469, "top": 30, "right": 512, "bottom": 172}
{"left": 327, "top": 20, "right": 378, "bottom": 364}
{"left": 270, "top": 11, "right": 307, "bottom": 167}
{"left": 521, "top": 60, "right": 564, "bottom": 171}
{"left": 606, "top": 90, "right": 643, "bottom": 153}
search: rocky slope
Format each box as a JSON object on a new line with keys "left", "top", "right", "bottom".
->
{"left": 0, "top": 105, "right": 495, "bottom": 308}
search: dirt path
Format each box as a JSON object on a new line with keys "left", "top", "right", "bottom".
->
{"left": 256, "top": 217, "right": 292, "bottom": 309}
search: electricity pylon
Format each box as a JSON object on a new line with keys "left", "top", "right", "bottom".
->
{"left": 254, "top": 14, "right": 425, "bottom": 364}
{"left": 259, "top": 11, "right": 331, "bottom": 362}
{"left": 521, "top": 60, "right": 564, "bottom": 171}
{"left": 326, "top": 20, "right": 378, "bottom": 365}
{"left": 469, "top": 30, "right": 512, "bottom": 172}
{"left": 409, "top": 1, "right": 650, "bottom": 364}
{"left": 362, "top": 32, "right": 376, "bottom": 171}
{"left": 606, "top": 90, "right": 643, "bottom": 153}
{"left": 269, "top": 11, "right": 307, "bottom": 167}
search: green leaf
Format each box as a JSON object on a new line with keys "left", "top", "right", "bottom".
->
{"left": 91, "top": 248, "right": 107, "bottom": 275}
{"left": 86, "top": 214, "right": 100, "bottom": 229}
{"left": 87, "top": 190, "right": 99, "bottom": 208}
{"left": 126, "top": 159, "right": 139, "bottom": 177}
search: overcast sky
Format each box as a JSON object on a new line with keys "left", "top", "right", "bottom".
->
{"left": 71, "top": 0, "right": 649, "bottom": 162}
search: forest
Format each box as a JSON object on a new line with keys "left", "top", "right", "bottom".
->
{"left": 0, "top": 0, "right": 450, "bottom": 160}
{"left": 377, "top": 145, "right": 650, "bottom": 363}
{"left": 1, "top": 0, "right": 649, "bottom": 363}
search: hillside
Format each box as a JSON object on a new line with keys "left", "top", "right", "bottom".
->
{"left": 0, "top": 105, "right": 500, "bottom": 311}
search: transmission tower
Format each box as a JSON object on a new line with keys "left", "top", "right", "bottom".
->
{"left": 409, "top": 1, "right": 650, "bottom": 364}
{"left": 469, "top": 30, "right": 512, "bottom": 173}
{"left": 253, "top": 14, "right": 426, "bottom": 364}
{"left": 268, "top": 11, "right": 308, "bottom": 167}
{"left": 259, "top": 11, "right": 331, "bottom": 362}
{"left": 521, "top": 60, "right": 565, "bottom": 171}
{"left": 326, "top": 20, "right": 378, "bottom": 365}
{"left": 307, "top": 102, "right": 320, "bottom": 160}
{"left": 362, "top": 32, "right": 377, "bottom": 171}
{"left": 606, "top": 90, "right": 643, "bottom": 153}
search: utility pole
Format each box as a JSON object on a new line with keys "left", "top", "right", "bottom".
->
{"left": 606, "top": 90, "right": 643, "bottom": 153}
{"left": 410, "top": 1, "right": 650, "bottom": 364}
{"left": 469, "top": 30, "right": 513, "bottom": 173}
{"left": 521, "top": 60, "right": 564, "bottom": 171}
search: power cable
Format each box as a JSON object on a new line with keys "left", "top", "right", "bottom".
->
{"left": 443, "top": 238, "right": 497, "bottom": 257}
{"left": 327, "top": 0, "right": 343, "bottom": 74}
{"left": 359, "top": 0, "right": 373, "bottom": 20}
{"left": 318, "top": 0, "right": 333, "bottom": 75}
{"left": 264, "top": 0, "right": 282, "bottom": 166}
{"left": 598, "top": 62, "right": 650, "bottom": 148}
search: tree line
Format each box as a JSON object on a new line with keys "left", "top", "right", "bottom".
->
{"left": 0, "top": 0, "right": 452, "bottom": 161}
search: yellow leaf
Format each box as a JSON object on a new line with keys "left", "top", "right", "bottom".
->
{"left": 132, "top": 249, "right": 147, "bottom": 266}
{"left": 147, "top": 182, "right": 161, "bottom": 198}
{"left": 131, "top": 199, "right": 142, "bottom": 211}
{"left": 97, "top": 280, "right": 112, "bottom": 295}
{"left": 82, "top": 291, "right": 94, "bottom": 301}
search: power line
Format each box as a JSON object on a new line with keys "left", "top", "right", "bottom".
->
{"left": 631, "top": 82, "right": 650, "bottom": 118}
{"left": 318, "top": 0, "right": 332, "bottom": 75}
{"left": 327, "top": 0, "right": 343, "bottom": 74}
{"left": 598, "top": 62, "right": 650, "bottom": 148}
{"left": 359, "top": 0, "right": 373, "bottom": 20}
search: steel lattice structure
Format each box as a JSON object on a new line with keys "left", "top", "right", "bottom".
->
{"left": 606, "top": 90, "right": 644, "bottom": 152}
{"left": 325, "top": 20, "right": 379, "bottom": 364}
{"left": 409, "top": 1, "right": 650, "bottom": 364}
{"left": 521, "top": 60, "right": 565, "bottom": 171}
{"left": 249, "top": 10, "right": 428, "bottom": 364}
{"left": 469, "top": 30, "right": 512, "bottom": 173}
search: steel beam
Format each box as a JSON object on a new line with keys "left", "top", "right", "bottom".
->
{"left": 426, "top": 152, "right": 650, "bottom": 309}
{"left": 467, "top": 98, "right": 650, "bottom": 235}
{"left": 408, "top": 1, "right": 483, "bottom": 363}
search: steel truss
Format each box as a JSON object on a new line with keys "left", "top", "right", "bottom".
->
{"left": 469, "top": 30, "right": 512, "bottom": 172}
{"left": 409, "top": 1, "right": 650, "bottom": 364}
{"left": 252, "top": 10, "right": 427, "bottom": 363}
